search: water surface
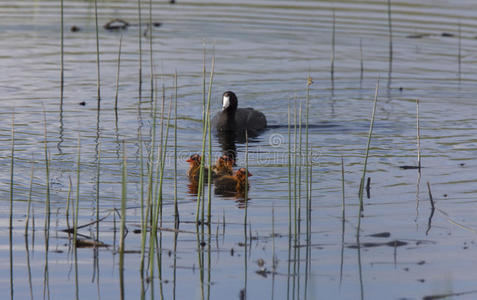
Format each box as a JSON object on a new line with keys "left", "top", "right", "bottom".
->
{"left": 2, "top": 0, "right": 477, "bottom": 299}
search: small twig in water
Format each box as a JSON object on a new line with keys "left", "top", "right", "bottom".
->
{"left": 427, "top": 181, "right": 435, "bottom": 210}
{"left": 365, "top": 177, "right": 371, "bottom": 199}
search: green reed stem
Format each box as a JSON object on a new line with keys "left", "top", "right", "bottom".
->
{"left": 139, "top": 129, "right": 147, "bottom": 276}
{"left": 304, "top": 147, "right": 311, "bottom": 300}
{"left": 147, "top": 86, "right": 163, "bottom": 284}
{"left": 146, "top": 81, "right": 162, "bottom": 290}
{"left": 305, "top": 75, "right": 311, "bottom": 227}
{"left": 119, "top": 142, "right": 127, "bottom": 299}
{"left": 309, "top": 147, "right": 313, "bottom": 231}
{"left": 149, "top": 0, "right": 153, "bottom": 102}
{"left": 157, "top": 97, "right": 173, "bottom": 226}
{"left": 137, "top": 0, "right": 142, "bottom": 100}
{"left": 196, "top": 229, "right": 204, "bottom": 300}
{"left": 416, "top": 99, "right": 421, "bottom": 171}
{"left": 66, "top": 176, "right": 72, "bottom": 230}
{"left": 245, "top": 130, "right": 249, "bottom": 207}
{"left": 297, "top": 99, "right": 303, "bottom": 299}
{"left": 206, "top": 83, "right": 214, "bottom": 224}
{"left": 145, "top": 68, "right": 159, "bottom": 229}
{"left": 272, "top": 205, "right": 276, "bottom": 270}
{"left": 196, "top": 57, "right": 206, "bottom": 223}
{"left": 206, "top": 114, "right": 212, "bottom": 224}
{"left": 202, "top": 46, "right": 206, "bottom": 127}
{"left": 207, "top": 224, "right": 212, "bottom": 300}
{"left": 60, "top": 0, "right": 64, "bottom": 106}
{"left": 74, "top": 242, "right": 79, "bottom": 300}
{"left": 174, "top": 71, "right": 179, "bottom": 225}
{"left": 360, "top": 38, "right": 364, "bottom": 82}
{"left": 114, "top": 36, "right": 123, "bottom": 112}
{"left": 95, "top": 144, "right": 101, "bottom": 241}
{"left": 341, "top": 156, "right": 345, "bottom": 221}
{"left": 94, "top": 0, "right": 101, "bottom": 102}
{"left": 387, "top": 0, "right": 393, "bottom": 80}
{"left": 25, "top": 160, "right": 35, "bottom": 236}
{"left": 152, "top": 87, "right": 166, "bottom": 225}
{"left": 458, "top": 22, "right": 461, "bottom": 80}
{"left": 196, "top": 57, "right": 215, "bottom": 224}
{"left": 9, "top": 112, "right": 14, "bottom": 300}
{"left": 25, "top": 225, "right": 33, "bottom": 300}
{"left": 298, "top": 98, "right": 303, "bottom": 233}
{"left": 149, "top": 96, "right": 172, "bottom": 286}
{"left": 242, "top": 132, "right": 249, "bottom": 300}
{"left": 359, "top": 80, "right": 379, "bottom": 211}
{"left": 292, "top": 99, "right": 298, "bottom": 299}
{"left": 43, "top": 108, "right": 51, "bottom": 233}
{"left": 331, "top": 9, "right": 335, "bottom": 87}
{"left": 74, "top": 135, "right": 81, "bottom": 247}
{"left": 293, "top": 98, "right": 298, "bottom": 236}
{"left": 288, "top": 100, "right": 292, "bottom": 237}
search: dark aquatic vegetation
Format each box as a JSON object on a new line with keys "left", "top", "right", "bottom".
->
{"left": 347, "top": 240, "right": 408, "bottom": 249}
{"left": 104, "top": 18, "right": 129, "bottom": 30}
{"left": 367, "top": 232, "right": 391, "bottom": 238}
{"left": 441, "top": 32, "right": 454, "bottom": 37}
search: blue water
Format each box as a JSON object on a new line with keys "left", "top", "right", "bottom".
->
{"left": 2, "top": 0, "right": 477, "bottom": 299}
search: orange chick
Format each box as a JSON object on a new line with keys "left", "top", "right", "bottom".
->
{"left": 214, "top": 168, "right": 252, "bottom": 196}
{"left": 186, "top": 154, "right": 212, "bottom": 182}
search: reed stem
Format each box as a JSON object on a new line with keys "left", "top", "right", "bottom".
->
{"left": 149, "top": 0, "right": 153, "bottom": 102}
{"left": 43, "top": 109, "right": 51, "bottom": 233}
{"left": 358, "top": 80, "right": 379, "bottom": 211}
{"left": 25, "top": 161, "right": 35, "bottom": 236}
{"left": 95, "top": 144, "right": 101, "bottom": 241}
{"left": 206, "top": 65, "right": 214, "bottom": 224}
{"left": 114, "top": 36, "right": 123, "bottom": 112}
{"left": 196, "top": 57, "right": 215, "bottom": 224}
{"left": 138, "top": 127, "right": 147, "bottom": 276}
{"left": 60, "top": 0, "right": 64, "bottom": 106}
{"left": 287, "top": 100, "right": 292, "bottom": 237}
{"left": 157, "top": 98, "right": 173, "bottom": 226}
{"left": 94, "top": 0, "right": 101, "bottom": 102}
{"left": 119, "top": 142, "right": 127, "bottom": 300}
{"left": 387, "top": 0, "right": 393, "bottom": 86}
{"left": 305, "top": 75, "right": 311, "bottom": 216}
{"left": 331, "top": 9, "right": 336, "bottom": 90}
{"left": 9, "top": 112, "right": 14, "bottom": 300}
{"left": 458, "top": 22, "right": 461, "bottom": 81}
{"left": 74, "top": 135, "right": 81, "bottom": 247}
{"left": 416, "top": 99, "right": 421, "bottom": 171}
{"left": 293, "top": 98, "right": 298, "bottom": 236}
{"left": 341, "top": 156, "right": 345, "bottom": 220}
{"left": 66, "top": 176, "right": 72, "bottom": 230}
{"left": 360, "top": 38, "right": 364, "bottom": 82}
{"left": 174, "top": 71, "right": 179, "bottom": 225}
{"left": 137, "top": 0, "right": 142, "bottom": 101}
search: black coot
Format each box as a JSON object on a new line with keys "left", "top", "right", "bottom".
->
{"left": 211, "top": 91, "right": 267, "bottom": 138}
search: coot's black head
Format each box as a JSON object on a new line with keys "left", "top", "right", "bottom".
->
{"left": 222, "top": 91, "right": 238, "bottom": 113}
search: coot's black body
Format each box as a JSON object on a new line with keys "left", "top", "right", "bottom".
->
{"left": 211, "top": 91, "right": 267, "bottom": 138}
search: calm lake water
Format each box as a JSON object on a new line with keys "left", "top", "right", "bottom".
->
{"left": 2, "top": 0, "right": 477, "bottom": 299}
